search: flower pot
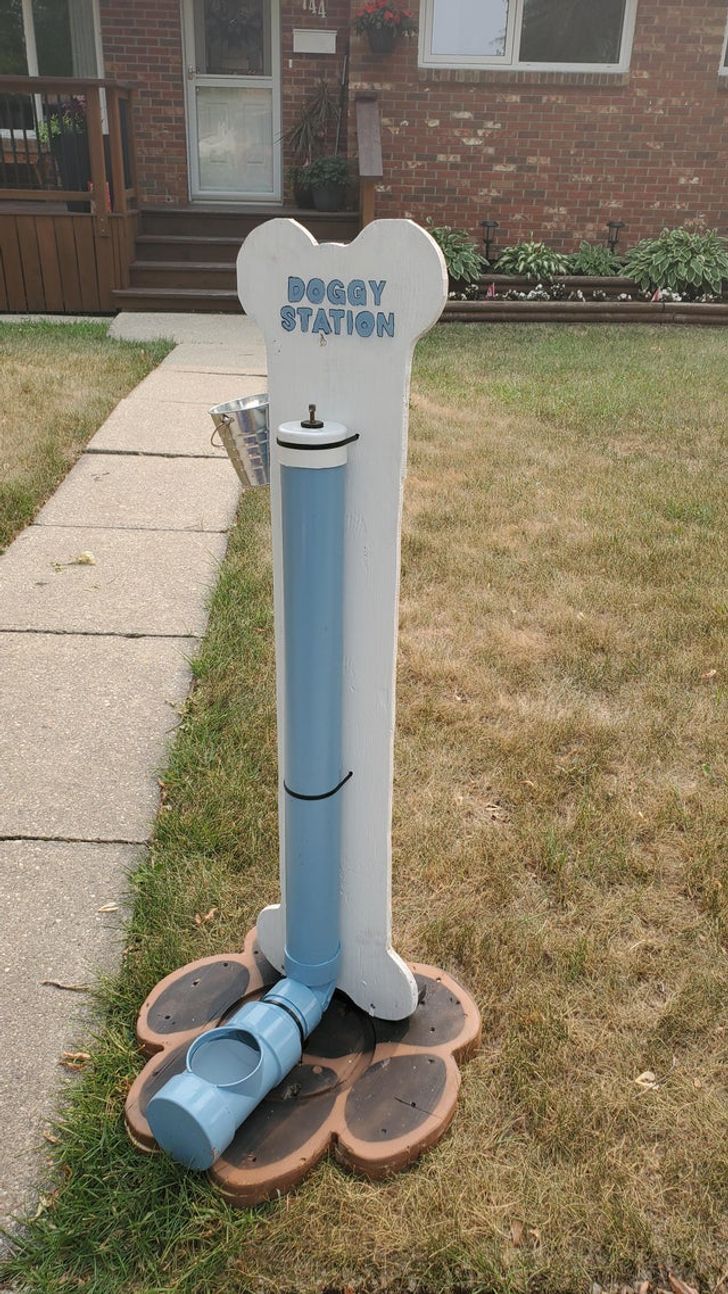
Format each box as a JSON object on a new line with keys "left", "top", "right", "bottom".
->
{"left": 366, "top": 26, "right": 397, "bottom": 54}
{"left": 51, "top": 130, "right": 90, "bottom": 211}
{"left": 312, "top": 182, "right": 345, "bottom": 212}
{"left": 292, "top": 179, "right": 315, "bottom": 209}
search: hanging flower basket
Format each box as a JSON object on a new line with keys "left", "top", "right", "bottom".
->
{"left": 367, "top": 25, "right": 397, "bottom": 53}
{"left": 352, "top": 1, "right": 417, "bottom": 55}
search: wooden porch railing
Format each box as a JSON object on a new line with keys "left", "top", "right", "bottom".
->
{"left": 355, "top": 93, "right": 383, "bottom": 227}
{"left": 0, "top": 75, "right": 138, "bottom": 229}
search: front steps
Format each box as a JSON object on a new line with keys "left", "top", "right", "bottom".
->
{"left": 113, "top": 207, "right": 361, "bottom": 313}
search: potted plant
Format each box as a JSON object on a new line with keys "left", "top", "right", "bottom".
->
{"left": 38, "top": 97, "right": 89, "bottom": 209}
{"left": 352, "top": 0, "right": 417, "bottom": 54}
{"left": 303, "top": 155, "right": 350, "bottom": 213}
{"left": 289, "top": 164, "right": 314, "bottom": 209}
{"left": 285, "top": 79, "right": 342, "bottom": 207}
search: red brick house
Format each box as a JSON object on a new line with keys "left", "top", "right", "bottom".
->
{"left": 1, "top": 0, "right": 728, "bottom": 311}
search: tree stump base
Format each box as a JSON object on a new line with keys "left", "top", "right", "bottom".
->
{"left": 125, "top": 928, "right": 481, "bottom": 1205}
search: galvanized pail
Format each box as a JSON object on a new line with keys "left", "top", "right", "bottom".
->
{"left": 210, "top": 394, "right": 270, "bottom": 488}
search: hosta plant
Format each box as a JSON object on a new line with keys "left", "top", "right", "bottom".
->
{"left": 428, "top": 224, "right": 485, "bottom": 285}
{"left": 494, "top": 240, "right": 570, "bottom": 281}
{"left": 568, "top": 240, "right": 622, "bottom": 276}
{"left": 622, "top": 226, "right": 728, "bottom": 298}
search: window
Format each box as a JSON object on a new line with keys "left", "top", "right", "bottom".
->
{"left": 721, "top": 10, "right": 728, "bottom": 74}
{"left": 0, "top": 0, "right": 102, "bottom": 134}
{"left": 0, "top": 0, "right": 101, "bottom": 77}
{"left": 419, "top": 0, "right": 638, "bottom": 72}
{"left": 0, "top": 0, "right": 28, "bottom": 74}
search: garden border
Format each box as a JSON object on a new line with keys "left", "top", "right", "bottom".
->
{"left": 443, "top": 299, "right": 728, "bottom": 325}
{"left": 443, "top": 272, "right": 728, "bottom": 324}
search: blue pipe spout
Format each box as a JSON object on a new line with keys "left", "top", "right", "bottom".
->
{"left": 146, "top": 977, "right": 334, "bottom": 1170}
{"left": 147, "top": 408, "right": 353, "bottom": 1170}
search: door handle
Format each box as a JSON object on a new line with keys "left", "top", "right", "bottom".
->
{"left": 187, "top": 65, "right": 196, "bottom": 80}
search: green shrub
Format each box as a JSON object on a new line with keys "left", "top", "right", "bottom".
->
{"left": 428, "top": 225, "right": 485, "bottom": 285}
{"left": 568, "top": 241, "right": 622, "bottom": 277}
{"left": 494, "top": 240, "right": 570, "bottom": 281}
{"left": 622, "top": 227, "right": 728, "bottom": 297}
{"left": 303, "top": 155, "right": 349, "bottom": 189}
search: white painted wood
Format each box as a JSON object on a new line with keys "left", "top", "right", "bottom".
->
{"left": 238, "top": 219, "right": 447, "bottom": 1021}
{"left": 292, "top": 28, "right": 336, "bottom": 54}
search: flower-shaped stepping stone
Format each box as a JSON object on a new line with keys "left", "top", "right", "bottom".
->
{"left": 125, "top": 928, "right": 481, "bottom": 1205}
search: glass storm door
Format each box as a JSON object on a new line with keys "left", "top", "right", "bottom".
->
{"left": 183, "top": 0, "right": 281, "bottom": 201}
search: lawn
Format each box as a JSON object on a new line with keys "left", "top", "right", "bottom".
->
{"left": 0, "top": 320, "right": 172, "bottom": 551}
{"left": 2, "top": 325, "right": 726, "bottom": 1294}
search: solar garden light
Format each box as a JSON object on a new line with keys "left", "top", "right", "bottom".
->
{"left": 480, "top": 218, "right": 500, "bottom": 264}
{"left": 128, "top": 219, "right": 480, "bottom": 1199}
{"left": 607, "top": 219, "right": 626, "bottom": 252}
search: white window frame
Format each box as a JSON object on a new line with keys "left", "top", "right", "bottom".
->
{"left": 418, "top": 0, "right": 639, "bottom": 74}
{"left": 719, "top": 8, "right": 728, "bottom": 75}
{"left": 18, "top": 0, "right": 104, "bottom": 78}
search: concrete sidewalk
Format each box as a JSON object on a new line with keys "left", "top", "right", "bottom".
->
{"left": 0, "top": 313, "right": 266, "bottom": 1235}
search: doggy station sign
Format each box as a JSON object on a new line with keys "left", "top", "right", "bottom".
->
{"left": 281, "top": 276, "right": 395, "bottom": 338}
{"left": 125, "top": 220, "right": 481, "bottom": 1206}
{"left": 238, "top": 217, "right": 451, "bottom": 1025}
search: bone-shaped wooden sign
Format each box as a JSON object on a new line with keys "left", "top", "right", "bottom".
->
{"left": 238, "top": 219, "right": 448, "bottom": 1021}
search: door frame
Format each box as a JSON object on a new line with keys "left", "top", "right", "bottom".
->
{"left": 181, "top": 0, "right": 282, "bottom": 204}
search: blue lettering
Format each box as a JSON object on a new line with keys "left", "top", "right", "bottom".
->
{"left": 327, "top": 278, "right": 346, "bottom": 305}
{"left": 355, "top": 310, "right": 375, "bottom": 338}
{"left": 306, "top": 277, "right": 325, "bottom": 304}
{"left": 376, "top": 311, "right": 395, "bottom": 338}
{"left": 348, "top": 279, "right": 366, "bottom": 307}
{"left": 346, "top": 309, "right": 354, "bottom": 335}
{"left": 297, "top": 306, "right": 313, "bottom": 333}
{"left": 330, "top": 308, "right": 345, "bottom": 335}
{"left": 288, "top": 276, "right": 305, "bottom": 303}
{"left": 280, "top": 305, "right": 296, "bottom": 332}
{"left": 312, "top": 307, "right": 332, "bottom": 335}
{"left": 369, "top": 279, "right": 386, "bottom": 307}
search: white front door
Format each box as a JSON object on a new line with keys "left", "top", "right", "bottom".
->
{"left": 183, "top": 0, "right": 281, "bottom": 202}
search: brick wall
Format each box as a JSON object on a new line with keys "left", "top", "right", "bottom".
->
{"left": 99, "top": 0, "right": 728, "bottom": 240}
{"left": 348, "top": 0, "right": 728, "bottom": 248}
{"left": 99, "top": 0, "right": 188, "bottom": 205}
{"left": 281, "top": 0, "right": 351, "bottom": 192}
{"left": 99, "top": 0, "right": 350, "bottom": 207}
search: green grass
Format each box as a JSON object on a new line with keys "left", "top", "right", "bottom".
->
{"left": 2, "top": 325, "right": 727, "bottom": 1294}
{"left": 0, "top": 320, "right": 172, "bottom": 551}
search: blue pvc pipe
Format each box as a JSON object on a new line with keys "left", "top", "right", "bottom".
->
{"left": 146, "top": 420, "right": 349, "bottom": 1171}
{"left": 280, "top": 460, "right": 345, "bottom": 987}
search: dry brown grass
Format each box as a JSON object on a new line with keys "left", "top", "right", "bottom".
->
{"left": 0, "top": 320, "right": 171, "bottom": 550}
{"left": 229, "top": 327, "right": 728, "bottom": 1292}
{"left": 5, "top": 325, "right": 726, "bottom": 1294}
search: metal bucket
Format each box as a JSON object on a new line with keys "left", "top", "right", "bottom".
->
{"left": 210, "top": 394, "right": 270, "bottom": 488}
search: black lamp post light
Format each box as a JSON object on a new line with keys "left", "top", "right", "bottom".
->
{"left": 480, "top": 218, "right": 499, "bottom": 264}
{"left": 607, "top": 219, "right": 626, "bottom": 252}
